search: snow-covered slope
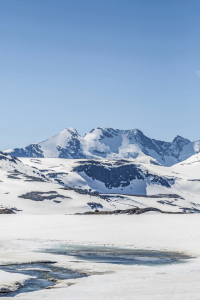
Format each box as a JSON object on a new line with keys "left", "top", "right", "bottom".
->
{"left": 5, "top": 128, "right": 85, "bottom": 159}
{"left": 0, "top": 153, "right": 119, "bottom": 215}
{"left": 0, "top": 152, "right": 46, "bottom": 180}
{"left": 1, "top": 150, "right": 200, "bottom": 214}
{"left": 4, "top": 127, "right": 200, "bottom": 166}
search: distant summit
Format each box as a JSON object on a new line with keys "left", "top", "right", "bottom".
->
{"left": 4, "top": 127, "right": 200, "bottom": 166}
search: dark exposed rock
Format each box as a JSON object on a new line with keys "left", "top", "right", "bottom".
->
{"left": 10, "top": 207, "right": 23, "bottom": 212}
{"left": 107, "top": 193, "right": 184, "bottom": 199}
{"left": 54, "top": 179, "right": 65, "bottom": 185}
{"left": 76, "top": 207, "right": 186, "bottom": 215}
{"left": 0, "top": 152, "right": 20, "bottom": 164}
{"left": 132, "top": 131, "right": 190, "bottom": 162}
{"left": 57, "top": 128, "right": 85, "bottom": 159}
{"left": 57, "top": 142, "right": 85, "bottom": 159}
{"left": 73, "top": 160, "right": 172, "bottom": 189}
{"left": 93, "top": 150, "right": 106, "bottom": 154}
{"left": 46, "top": 172, "right": 68, "bottom": 185}
{"left": 145, "top": 194, "right": 184, "bottom": 199}
{"left": 0, "top": 209, "right": 15, "bottom": 214}
{"left": 61, "top": 186, "right": 109, "bottom": 200}
{"left": 30, "top": 159, "right": 41, "bottom": 164}
{"left": 8, "top": 144, "right": 44, "bottom": 158}
{"left": 190, "top": 202, "right": 200, "bottom": 207}
{"left": 73, "top": 162, "right": 143, "bottom": 189}
{"left": 47, "top": 172, "right": 68, "bottom": 178}
{"left": 7, "top": 171, "right": 46, "bottom": 182}
{"left": 23, "top": 175, "right": 46, "bottom": 182}
{"left": 188, "top": 179, "right": 200, "bottom": 182}
{"left": 19, "top": 191, "right": 71, "bottom": 201}
{"left": 145, "top": 173, "right": 171, "bottom": 188}
{"left": 87, "top": 202, "right": 103, "bottom": 209}
{"left": 7, "top": 170, "right": 23, "bottom": 179}
{"left": 181, "top": 207, "right": 200, "bottom": 213}
{"left": 157, "top": 200, "right": 177, "bottom": 206}
{"left": 61, "top": 186, "right": 184, "bottom": 204}
{"left": 7, "top": 175, "right": 20, "bottom": 179}
{"left": 95, "top": 127, "right": 120, "bottom": 140}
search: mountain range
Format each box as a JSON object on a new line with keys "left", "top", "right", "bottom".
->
{"left": 4, "top": 127, "right": 200, "bottom": 166}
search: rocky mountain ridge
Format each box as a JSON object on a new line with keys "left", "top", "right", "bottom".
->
{"left": 4, "top": 127, "right": 200, "bottom": 166}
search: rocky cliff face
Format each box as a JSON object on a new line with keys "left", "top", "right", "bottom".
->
{"left": 73, "top": 160, "right": 172, "bottom": 189}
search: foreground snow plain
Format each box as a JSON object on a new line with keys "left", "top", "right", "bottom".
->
{"left": 0, "top": 214, "right": 200, "bottom": 299}
{"left": 1, "top": 153, "right": 200, "bottom": 299}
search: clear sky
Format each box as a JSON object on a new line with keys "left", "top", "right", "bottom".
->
{"left": 1, "top": 0, "right": 200, "bottom": 150}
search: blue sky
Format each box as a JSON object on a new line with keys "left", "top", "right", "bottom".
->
{"left": 1, "top": 0, "right": 200, "bottom": 149}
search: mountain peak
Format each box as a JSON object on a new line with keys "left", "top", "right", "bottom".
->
{"left": 133, "top": 129, "right": 144, "bottom": 136}
{"left": 172, "top": 135, "right": 190, "bottom": 144}
{"left": 64, "top": 127, "right": 79, "bottom": 135}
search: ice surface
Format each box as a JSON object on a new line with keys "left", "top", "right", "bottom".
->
{"left": 0, "top": 215, "right": 199, "bottom": 299}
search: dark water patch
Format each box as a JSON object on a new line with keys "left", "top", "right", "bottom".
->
{"left": 0, "top": 262, "right": 87, "bottom": 297}
{"left": 42, "top": 245, "right": 193, "bottom": 266}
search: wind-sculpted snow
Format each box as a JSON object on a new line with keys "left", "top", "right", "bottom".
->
{"left": 4, "top": 127, "right": 200, "bottom": 166}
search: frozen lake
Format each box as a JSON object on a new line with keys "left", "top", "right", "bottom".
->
{"left": 42, "top": 244, "right": 192, "bottom": 266}
{"left": 0, "top": 244, "right": 192, "bottom": 297}
{"left": 0, "top": 215, "right": 199, "bottom": 299}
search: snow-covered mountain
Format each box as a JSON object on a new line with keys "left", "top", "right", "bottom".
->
{"left": 4, "top": 127, "right": 200, "bottom": 166}
{"left": 5, "top": 128, "right": 85, "bottom": 159}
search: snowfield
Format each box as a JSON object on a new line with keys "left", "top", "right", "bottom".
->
{"left": 0, "top": 214, "right": 200, "bottom": 299}
{"left": 0, "top": 151, "right": 200, "bottom": 298}
{"left": 1, "top": 153, "right": 200, "bottom": 214}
